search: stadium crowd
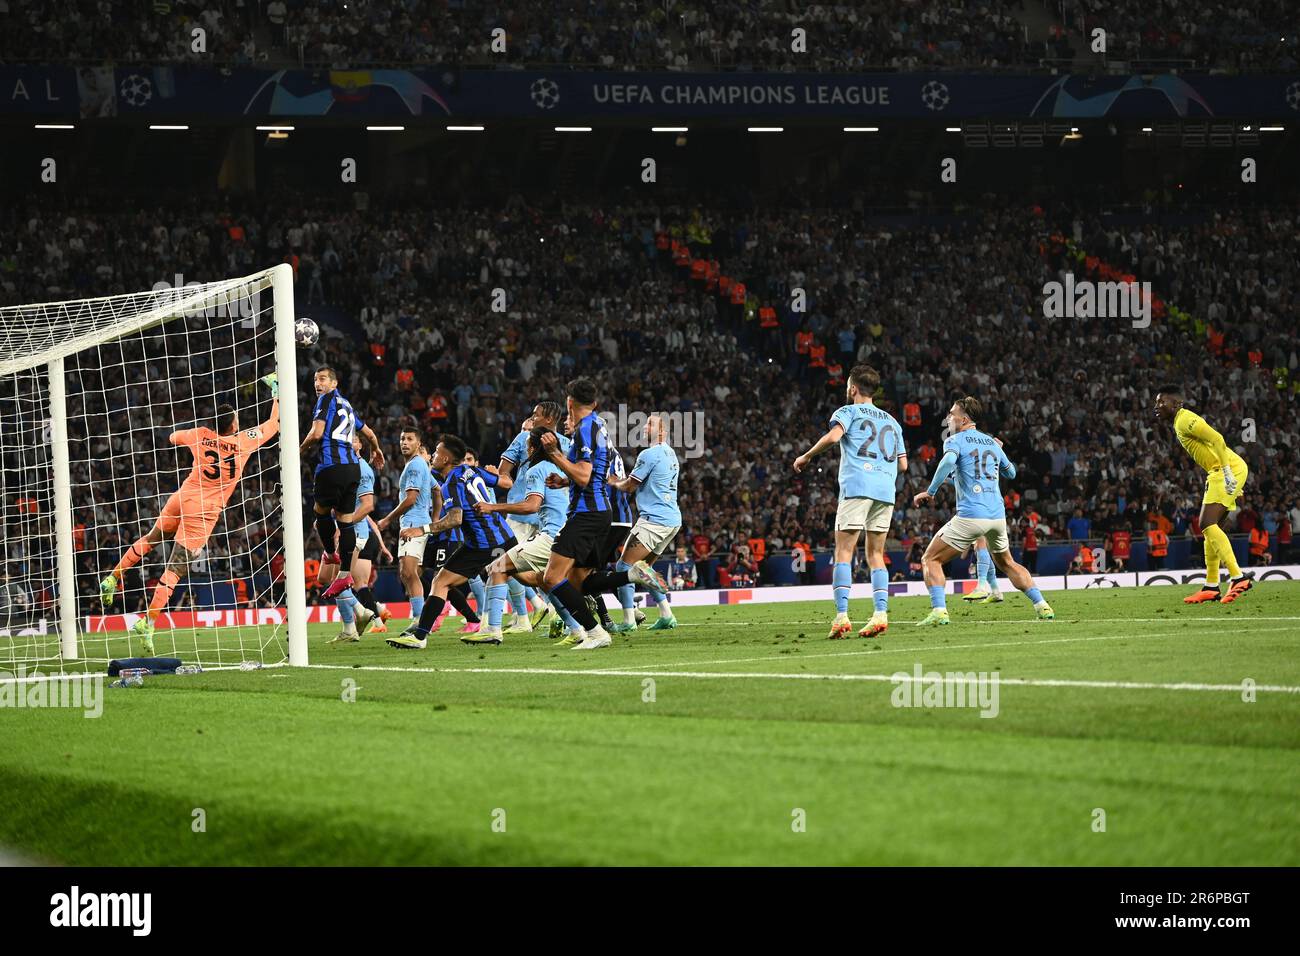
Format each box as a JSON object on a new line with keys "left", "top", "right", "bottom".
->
{"left": 1, "top": 0, "right": 1293, "bottom": 71}
{"left": 2, "top": 189, "right": 1298, "bottom": 613}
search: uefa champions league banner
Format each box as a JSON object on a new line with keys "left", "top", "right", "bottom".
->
{"left": 5, "top": 66, "right": 1300, "bottom": 119}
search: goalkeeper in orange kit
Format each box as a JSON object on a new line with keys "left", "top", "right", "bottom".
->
{"left": 100, "top": 374, "right": 280, "bottom": 653}
{"left": 1153, "top": 389, "right": 1252, "bottom": 605}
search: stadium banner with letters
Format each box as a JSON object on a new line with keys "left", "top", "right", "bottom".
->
{"left": 6, "top": 66, "right": 1300, "bottom": 120}
{"left": 55, "top": 564, "right": 1300, "bottom": 633}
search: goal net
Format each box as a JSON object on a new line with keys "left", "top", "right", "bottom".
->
{"left": 0, "top": 264, "right": 308, "bottom": 676}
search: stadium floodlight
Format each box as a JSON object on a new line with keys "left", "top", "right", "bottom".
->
{"left": 366, "top": 125, "right": 405, "bottom": 131}
{"left": 651, "top": 127, "right": 688, "bottom": 132}
{"left": 446, "top": 125, "right": 485, "bottom": 131}
{"left": 34, "top": 124, "right": 75, "bottom": 130}
{"left": 0, "top": 264, "right": 308, "bottom": 674}
{"left": 843, "top": 127, "right": 879, "bottom": 132}
{"left": 555, "top": 126, "right": 593, "bottom": 132}
{"left": 747, "top": 127, "right": 783, "bottom": 132}
{"left": 149, "top": 125, "right": 189, "bottom": 130}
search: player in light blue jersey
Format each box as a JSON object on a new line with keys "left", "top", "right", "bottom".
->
{"left": 496, "top": 401, "right": 569, "bottom": 632}
{"left": 376, "top": 426, "right": 435, "bottom": 626}
{"left": 603, "top": 415, "right": 681, "bottom": 631}
{"left": 911, "top": 396, "right": 1054, "bottom": 626}
{"left": 322, "top": 435, "right": 393, "bottom": 642}
{"left": 794, "top": 366, "right": 907, "bottom": 640}
{"left": 475, "top": 426, "right": 572, "bottom": 643}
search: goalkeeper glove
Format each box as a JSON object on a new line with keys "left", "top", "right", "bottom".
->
{"left": 1222, "top": 466, "right": 1238, "bottom": 495}
{"left": 261, "top": 372, "right": 279, "bottom": 399}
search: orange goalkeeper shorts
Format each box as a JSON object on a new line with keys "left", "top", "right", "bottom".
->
{"left": 157, "top": 491, "right": 221, "bottom": 551}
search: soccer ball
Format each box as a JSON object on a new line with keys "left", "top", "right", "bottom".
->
{"left": 294, "top": 317, "right": 320, "bottom": 347}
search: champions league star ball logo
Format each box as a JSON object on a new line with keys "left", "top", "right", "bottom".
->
{"left": 921, "top": 80, "right": 950, "bottom": 111}
{"left": 1287, "top": 81, "right": 1300, "bottom": 111}
{"left": 530, "top": 77, "right": 561, "bottom": 110}
{"left": 120, "top": 74, "right": 153, "bottom": 107}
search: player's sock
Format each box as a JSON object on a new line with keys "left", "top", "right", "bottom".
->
{"left": 550, "top": 579, "right": 598, "bottom": 630}
{"left": 337, "top": 522, "right": 356, "bottom": 570}
{"left": 507, "top": 577, "right": 529, "bottom": 617}
{"left": 447, "top": 585, "right": 480, "bottom": 624}
{"left": 832, "top": 562, "right": 851, "bottom": 614}
{"left": 410, "top": 595, "right": 425, "bottom": 621}
{"left": 354, "top": 586, "right": 379, "bottom": 615}
{"left": 655, "top": 590, "right": 672, "bottom": 618}
{"left": 871, "top": 567, "right": 889, "bottom": 613}
{"left": 581, "top": 570, "right": 629, "bottom": 594}
{"left": 554, "top": 599, "right": 582, "bottom": 632}
{"left": 593, "top": 594, "right": 615, "bottom": 629}
{"left": 336, "top": 589, "right": 356, "bottom": 628}
{"left": 487, "top": 583, "right": 508, "bottom": 630}
{"left": 149, "top": 569, "right": 180, "bottom": 617}
{"left": 469, "top": 577, "right": 487, "bottom": 617}
{"left": 1204, "top": 524, "right": 1241, "bottom": 579}
{"left": 614, "top": 561, "right": 637, "bottom": 614}
{"left": 1025, "top": 586, "right": 1047, "bottom": 606}
{"left": 1203, "top": 536, "right": 1221, "bottom": 587}
{"left": 927, "top": 584, "right": 946, "bottom": 610}
{"left": 314, "top": 512, "right": 336, "bottom": 552}
{"left": 412, "top": 595, "right": 446, "bottom": 637}
{"left": 524, "top": 586, "right": 538, "bottom": 610}
{"left": 984, "top": 560, "right": 1000, "bottom": 593}
{"left": 114, "top": 536, "right": 154, "bottom": 578}
{"left": 975, "top": 548, "right": 991, "bottom": 587}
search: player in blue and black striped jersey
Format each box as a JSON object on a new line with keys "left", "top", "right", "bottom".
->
{"left": 535, "top": 378, "right": 664, "bottom": 651}
{"left": 388, "top": 433, "right": 517, "bottom": 649}
{"left": 299, "top": 366, "right": 384, "bottom": 593}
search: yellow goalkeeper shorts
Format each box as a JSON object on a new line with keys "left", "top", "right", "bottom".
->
{"left": 1202, "top": 461, "right": 1248, "bottom": 511}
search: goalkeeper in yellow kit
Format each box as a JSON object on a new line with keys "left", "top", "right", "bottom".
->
{"left": 1154, "top": 390, "right": 1252, "bottom": 604}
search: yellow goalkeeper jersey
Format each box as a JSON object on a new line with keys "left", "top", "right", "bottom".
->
{"left": 1173, "top": 407, "right": 1245, "bottom": 475}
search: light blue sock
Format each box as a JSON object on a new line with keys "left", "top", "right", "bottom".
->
{"left": 832, "top": 561, "right": 852, "bottom": 615}
{"left": 928, "top": 584, "right": 947, "bottom": 610}
{"left": 488, "top": 583, "right": 509, "bottom": 629}
{"left": 870, "top": 568, "right": 889, "bottom": 613}
{"left": 615, "top": 560, "right": 636, "bottom": 611}
{"left": 507, "top": 577, "right": 528, "bottom": 616}
{"left": 524, "top": 586, "right": 538, "bottom": 609}
{"left": 1026, "top": 586, "right": 1044, "bottom": 605}
{"left": 470, "top": 576, "right": 487, "bottom": 616}
{"left": 985, "top": 559, "right": 999, "bottom": 591}
{"left": 336, "top": 588, "right": 356, "bottom": 625}
{"left": 976, "top": 547, "right": 991, "bottom": 586}
{"left": 410, "top": 595, "right": 424, "bottom": 619}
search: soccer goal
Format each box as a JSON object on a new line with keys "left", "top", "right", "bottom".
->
{"left": 0, "top": 264, "right": 308, "bottom": 675}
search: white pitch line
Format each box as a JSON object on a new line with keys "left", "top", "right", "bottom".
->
{"left": 302, "top": 662, "right": 1300, "bottom": 694}
{"left": 551, "top": 624, "right": 1300, "bottom": 675}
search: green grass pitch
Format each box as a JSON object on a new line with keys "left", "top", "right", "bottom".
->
{"left": 1, "top": 583, "right": 1297, "bottom": 866}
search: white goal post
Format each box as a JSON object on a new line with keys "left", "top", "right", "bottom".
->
{"left": 0, "top": 263, "right": 308, "bottom": 672}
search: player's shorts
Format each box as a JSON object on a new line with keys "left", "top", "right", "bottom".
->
{"left": 444, "top": 539, "right": 517, "bottom": 580}
{"left": 505, "top": 517, "right": 538, "bottom": 546}
{"left": 397, "top": 531, "right": 429, "bottom": 561}
{"left": 552, "top": 510, "right": 612, "bottom": 568}
{"left": 157, "top": 491, "right": 220, "bottom": 552}
{"left": 506, "top": 532, "right": 554, "bottom": 575}
{"left": 1202, "top": 461, "right": 1249, "bottom": 512}
{"left": 313, "top": 463, "right": 361, "bottom": 512}
{"left": 423, "top": 540, "right": 453, "bottom": 573}
{"left": 835, "top": 497, "right": 893, "bottom": 534}
{"left": 356, "top": 533, "right": 380, "bottom": 563}
{"left": 603, "top": 522, "right": 634, "bottom": 565}
{"left": 628, "top": 519, "right": 679, "bottom": 558}
{"left": 937, "top": 516, "right": 1010, "bottom": 554}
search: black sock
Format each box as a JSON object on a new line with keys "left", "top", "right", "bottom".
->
{"left": 592, "top": 593, "right": 614, "bottom": 628}
{"left": 414, "top": 595, "right": 446, "bottom": 635}
{"left": 354, "top": 587, "right": 378, "bottom": 614}
{"left": 314, "top": 512, "right": 336, "bottom": 551}
{"left": 447, "top": 585, "right": 480, "bottom": 624}
{"left": 337, "top": 523, "right": 357, "bottom": 570}
{"left": 582, "top": 570, "right": 630, "bottom": 594}
{"left": 551, "top": 579, "right": 597, "bottom": 630}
